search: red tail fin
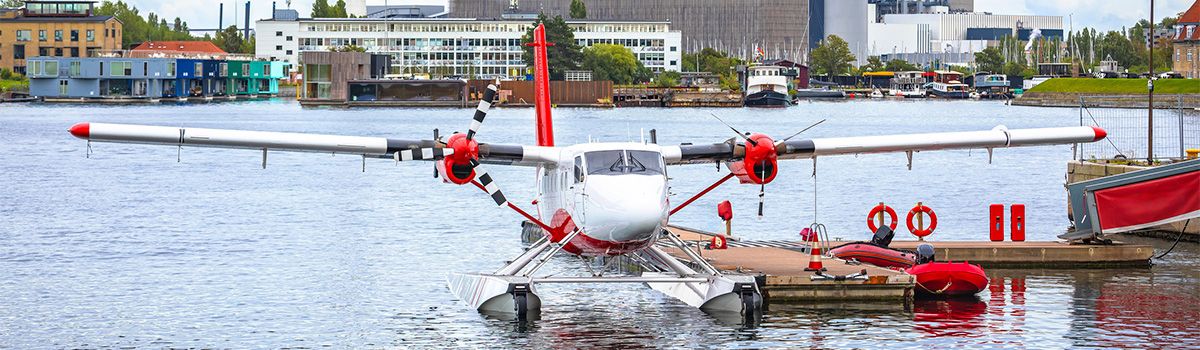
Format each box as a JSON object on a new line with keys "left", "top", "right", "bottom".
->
{"left": 527, "top": 24, "right": 555, "bottom": 147}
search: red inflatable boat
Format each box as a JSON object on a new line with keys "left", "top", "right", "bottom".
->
{"left": 829, "top": 242, "right": 917, "bottom": 268}
{"left": 906, "top": 262, "right": 989, "bottom": 297}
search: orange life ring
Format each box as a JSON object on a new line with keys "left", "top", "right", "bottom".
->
{"left": 867, "top": 204, "right": 898, "bottom": 232}
{"left": 906, "top": 204, "right": 938, "bottom": 237}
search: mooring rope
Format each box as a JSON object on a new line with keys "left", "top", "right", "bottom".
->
{"left": 1154, "top": 219, "right": 1192, "bottom": 259}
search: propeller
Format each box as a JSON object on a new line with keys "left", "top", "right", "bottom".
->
{"left": 709, "top": 112, "right": 757, "bottom": 146}
{"left": 463, "top": 84, "right": 509, "bottom": 207}
{"left": 778, "top": 119, "right": 827, "bottom": 145}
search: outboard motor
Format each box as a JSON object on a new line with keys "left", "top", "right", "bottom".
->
{"left": 871, "top": 226, "right": 895, "bottom": 247}
{"left": 915, "top": 243, "right": 936, "bottom": 265}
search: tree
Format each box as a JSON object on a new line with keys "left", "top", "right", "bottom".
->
{"left": 94, "top": 1, "right": 195, "bottom": 47}
{"left": 581, "top": 44, "right": 645, "bottom": 84}
{"left": 331, "top": 0, "right": 348, "bottom": 18}
{"left": 809, "top": 35, "right": 856, "bottom": 77}
{"left": 1, "top": 0, "right": 24, "bottom": 8}
{"left": 654, "top": 70, "right": 680, "bottom": 87}
{"left": 521, "top": 14, "right": 584, "bottom": 80}
{"left": 884, "top": 59, "right": 919, "bottom": 71}
{"left": 569, "top": 0, "right": 587, "bottom": 19}
{"left": 973, "top": 47, "right": 1004, "bottom": 73}
{"left": 212, "top": 26, "right": 244, "bottom": 54}
{"left": 239, "top": 34, "right": 255, "bottom": 54}
{"left": 1002, "top": 62, "right": 1026, "bottom": 77}
{"left": 860, "top": 56, "right": 885, "bottom": 72}
{"left": 330, "top": 44, "right": 366, "bottom": 52}
{"left": 681, "top": 48, "right": 741, "bottom": 74}
{"left": 311, "top": 0, "right": 330, "bottom": 17}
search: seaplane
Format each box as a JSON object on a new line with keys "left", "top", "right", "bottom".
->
{"left": 66, "top": 24, "right": 1107, "bottom": 321}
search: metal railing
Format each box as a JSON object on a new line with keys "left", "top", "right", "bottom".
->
{"left": 1077, "top": 95, "right": 1200, "bottom": 161}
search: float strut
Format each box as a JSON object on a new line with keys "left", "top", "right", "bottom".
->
{"left": 670, "top": 172, "right": 736, "bottom": 215}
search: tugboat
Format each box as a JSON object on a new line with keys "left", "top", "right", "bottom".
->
{"left": 743, "top": 65, "right": 792, "bottom": 107}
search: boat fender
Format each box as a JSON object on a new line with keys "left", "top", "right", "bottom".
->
{"left": 906, "top": 204, "right": 938, "bottom": 238}
{"left": 867, "top": 204, "right": 898, "bottom": 233}
{"left": 915, "top": 243, "right": 936, "bottom": 264}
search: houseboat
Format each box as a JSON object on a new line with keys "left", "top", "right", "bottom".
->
{"left": 973, "top": 73, "right": 1012, "bottom": 99}
{"left": 889, "top": 71, "right": 927, "bottom": 98}
{"left": 26, "top": 56, "right": 285, "bottom": 101}
{"left": 743, "top": 65, "right": 792, "bottom": 107}
{"left": 926, "top": 81, "right": 971, "bottom": 99}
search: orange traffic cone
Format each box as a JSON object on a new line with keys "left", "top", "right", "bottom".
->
{"left": 804, "top": 229, "right": 826, "bottom": 272}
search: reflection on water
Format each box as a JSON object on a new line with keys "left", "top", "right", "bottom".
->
{"left": 0, "top": 100, "right": 1198, "bottom": 347}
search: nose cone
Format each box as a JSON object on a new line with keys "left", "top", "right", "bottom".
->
{"left": 1090, "top": 126, "right": 1107, "bottom": 142}
{"left": 582, "top": 175, "right": 669, "bottom": 242}
{"left": 69, "top": 123, "right": 90, "bottom": 139}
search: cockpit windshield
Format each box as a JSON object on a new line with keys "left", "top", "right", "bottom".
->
{"left": 585, "top": 150, "right": 664, "bottom": 175}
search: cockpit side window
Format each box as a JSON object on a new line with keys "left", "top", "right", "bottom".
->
{"left": 573, "top": 156, "right": 584, "bottom": 183}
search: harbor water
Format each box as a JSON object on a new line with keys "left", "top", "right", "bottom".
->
{"left": 1, "top": 100, "right": 1198, "bottom": 348}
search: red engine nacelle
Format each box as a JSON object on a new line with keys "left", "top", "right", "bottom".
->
{"left": 727, "top": 133, "right": 779, "bottom": 185}
{"left": 437, "top": 133, "right": 480, "bottom": 185}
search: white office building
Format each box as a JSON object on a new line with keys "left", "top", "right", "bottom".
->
{"left": 257, "top": 17, "right": 683, "bottom": 79}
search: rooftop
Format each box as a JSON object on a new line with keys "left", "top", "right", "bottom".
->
{"left": 1181, "top": 0, "right": 1200, "bottom": 23}
{"left": 132, "top": 41, "right": 227, "bottom": 55}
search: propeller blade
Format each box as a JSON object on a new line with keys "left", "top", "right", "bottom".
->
{"left": 393, "top": 147, "right": 454, "bottom": 162}
{"left": 470, "top": 158, "right": 509, "bottom": 207}
{"left": 709, "top": 112, "right": 757, "bottom": 146}
{"left": 467, "top": 84, "right": 498, "bottom": 141}
{"left": 779, "top": 119, "right": 827, "bottom": 143}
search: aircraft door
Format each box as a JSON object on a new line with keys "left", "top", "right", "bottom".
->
{"left": 572, "top": 155, "right": 587, "bottom": 223}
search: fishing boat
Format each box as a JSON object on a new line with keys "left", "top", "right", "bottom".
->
{"left": 927, "top": 81, "right": 971, "bottom": 99}
{"left": 906, "top": 244, "right": 989, "bottom": 297}
{"left": 743, "top": 65, "right": 792, "bottom": 107}
{"left": 889, "top": 71, "right": 926, "bottom": 98}
{"left": 829, "top": 227, "right": 916, "bottom": 268}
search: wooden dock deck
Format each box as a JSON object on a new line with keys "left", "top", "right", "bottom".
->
{"left": 887, "top": 240, "right": 1154, "bottom": 267}
{"left": 664, "top": 226, "right": 915, "bottom": 302}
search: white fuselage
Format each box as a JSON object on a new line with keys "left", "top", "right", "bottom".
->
{"left": 533, "top": 142, "right": 671, "bottom": 256}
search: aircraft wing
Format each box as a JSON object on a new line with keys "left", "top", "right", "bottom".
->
{"left": 67, "top": 122, "right": 559, "bottom": 167}
{"left": 664, "top": 126, "right": 1106, "bottom": 165}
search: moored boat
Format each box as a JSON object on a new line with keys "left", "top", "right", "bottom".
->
{"left": 906, "top": 244, "right": 988, "bottom": 297}
{"left": 927, "top": 81, "right": 971, "bottom": 99}
{"left": 829, "top": 227, "right": 916, "bottom": 268}
{"left": 743, "top": 65, "right": 792, "bottom": 107}
{"left": 889, "top": 71, "right": 927, "bottom": 98}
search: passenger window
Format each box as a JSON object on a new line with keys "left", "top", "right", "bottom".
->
{"left": 573, "top": 156, "right": 584, "bottom": 183}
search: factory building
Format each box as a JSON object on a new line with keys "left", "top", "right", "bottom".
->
{"left": 447, "top": 0, "right": 810, "bottom": 62}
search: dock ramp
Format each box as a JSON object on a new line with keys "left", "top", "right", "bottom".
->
{"left": 1061, "top": 159, "right": 1200, "bottom": 241}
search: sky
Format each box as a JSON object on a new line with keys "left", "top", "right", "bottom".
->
{"left": 106, "top": 0, "right": 1194, "bottom": 33}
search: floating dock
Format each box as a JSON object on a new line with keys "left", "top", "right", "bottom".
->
{"left": 664, "top": 226, "right": 916, "bottom": 302}
{"left": 887, "top": 240, "right": 1154, "bottom": 267}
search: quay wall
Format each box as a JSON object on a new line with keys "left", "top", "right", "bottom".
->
{"left": 1014, "top": 92, "right": 1200, "bottom": 109}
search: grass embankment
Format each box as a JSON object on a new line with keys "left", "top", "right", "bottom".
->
{"left": 1028, "top": 78, "right": 1200, "bottom": 94}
